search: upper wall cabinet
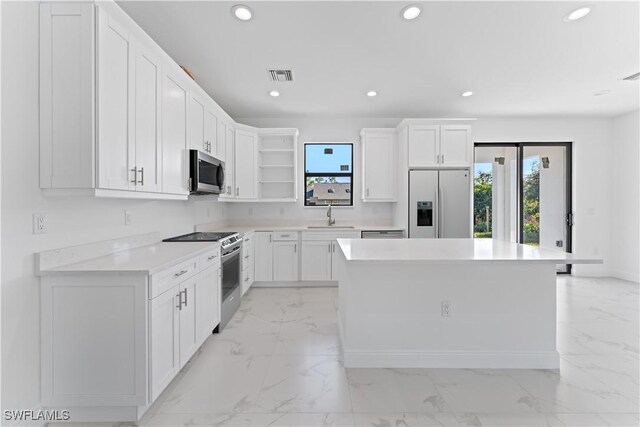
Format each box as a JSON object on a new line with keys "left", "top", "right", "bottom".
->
{"left": 407, "top": 123, "right": 472, "bottom": 168}
{"left": 234, "top": 129, "right": 257, "bottom": 199}
{"left": 39, "top": 1, "right": 232, "bottom": 200}
{"left": 361, "top": 129, "right": 396, "bottom": 202}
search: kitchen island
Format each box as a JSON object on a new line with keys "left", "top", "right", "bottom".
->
{"left": 334, "top": 238, "right": 600, "bottom": 369}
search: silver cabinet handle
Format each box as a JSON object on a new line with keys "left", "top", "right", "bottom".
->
{"left": 236, "top": 187, "right": 239, "bottom": 196}
{"left": 130, "top": 167, "right": 137, "bottom": 183}
{"left": 332, "top": 242, "right": 335, "bottom": 253}
{"left": 207, "top": 254, "right": 217, "bottom": 261}
{"left": 439, "top": 186, "right": 444, "bottom": 238}
{"left": 244, "top": 255, "right": 249, "bottom": 259}
{"left": 269, "top": 234, "right": 272, "bottom": 243}
{"left": 174, "top": 269, "right": 188, "bottom": 278}
{"left": 281, "top": 234, "right": 290, "bottom": 237}
{"left": 442, "top": 154, "right": 445, "bottom": 163}
{"left": 294, "top": 243, "right": 297, "bottom": 253}
{"left": 328, "top": 243, "right": 331, "bottom": 253}
{"left": 366, "top": 188, "right": 369, "bottom": 197}
{"left": 138, "top": 167, "right": 144, "bottom": 185}
{"left": 184, "top": 288, "right": 188, "bottom": 307}
{"left": 244, "top": 277, "right": 249, "bottom": 282}
{"left": 436, "top": 154, "right": 440, "bottom": 163}
{"left": 176, "top": 293, "right": 182, "bottom": 310}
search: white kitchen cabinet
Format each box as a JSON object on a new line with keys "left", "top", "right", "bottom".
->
{"left": 234, "top": 129, "right": 257, "bottom": 199}
{"left": 161, "top": 68, "right": 190, "bottom": 195}
{"left": 301, "top": 241, "right": 333, "bottom": 281}
{"left": 149, "top": 286, "right": 179, "bottom": 402}
{"left": 330, "top": 241, "right": 344, "bottom": 281}
{"left": 220, "top": 124, "right": 235, "bottom": 198}
{"left": 96, "top": 6, "right": 135, "bottom": 191}
{"left": 254, "top": 232, "right": 274, "bottom": 281}
{"left": 361, "top": 129, "right": 396, "bottom": 201}
{"left": 241, "top": 233, "right": 255, "bottom": 294}
{"left": 195, "top": 265, "right": 221, "bottom": 347}
{"left": 178, "top": 277, "right": 197, "bottom": 369}
{"left": 204, "top": 108, "right": 218, "bottom": 156}
{"left": 188, "top": 94, "right": 205, "bottom": 152}
{"left": 133, "top": 42, "right": 162, "bottom": 193}
{"left": 407, "top": 124, "right": 472, "bottom": 168}
{"left": 408, "top": 125, "right": 440, "bottom": 168}
{"left": 273, "top": 241, "right": 299, "bottom": 281}
{"left": 440, "top": 125, "right": 472, "bottom": 166}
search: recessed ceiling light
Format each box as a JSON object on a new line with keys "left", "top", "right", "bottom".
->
{"left": 401, "top": 4, "right": 421, "bottom": 20}
{"left": 232, "top": 5, "right": 253, "bottom": 21}
{"left": 269, "top": 90, "right": 280, "bottom": 97}
{"left": 461, "top": 91, "right": 473, "bottom": 97}
{"left": 366, "top": 91, "right": 378, "bottom": 97}
{"left": 593, "top": 89, "right": 611, "bottom": 96}
{"left": 563, "top": 6, "right": 592, "bottom": 22}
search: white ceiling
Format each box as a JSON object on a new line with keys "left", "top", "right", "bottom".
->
{"left": 118, "top": 1, "right": 639, "bottom": 119}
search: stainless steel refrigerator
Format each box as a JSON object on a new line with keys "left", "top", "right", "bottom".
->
{"left": 409, "top": 169, "right": 471, "bottom": 238}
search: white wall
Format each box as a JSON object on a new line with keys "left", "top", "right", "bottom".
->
{"left": 610, "top": 111, "right": 639, "bottom": 283}
{"left": 231, "top": 117, "right": 400, "bottom": 224}
{"left": 0, "top": 3, "right": 226, "bottom": 421}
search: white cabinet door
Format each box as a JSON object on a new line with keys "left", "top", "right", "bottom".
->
{"left": 149, "top": 285, "right": 179, "bottom": 402}
{"left": 188, "top": 94, "right": 205, "bottom": 152}
{"left": 234, "top": 129, "right": 257, "bottom": 199}
{"left": 254, "top": 232, "right": 274, "bottom": 281}
{"left": 363, "top": 131, "right": 395, "bottom": 201}
{"left": 440, "top": 125, "right": 471, "bottom": 167}
{"left": 301, "top": 241, "right": 332, "bottom": 281}
{"left": 273, "top": 241, "right": 299, "bottom": 281}
{"left": 408, "top": 125, "right": 439, "bottom": 168}
{"left": 96, "top": 7, "right": 134, "bottom": 190}
{"left": 204, "top": 108, "right": 217, "bottom": 156}
{"left": 195, "top": 266, "right": 220, "bottom": 347}
{"left": 134, "top": 44, "right": 161, "bottom": 193}
{"left": 330, "top": 241, "right": 343, "bottom": 281}
{"left": 161, "top": 70, "right": 189, "bottom": 195}
{"left": 178, "top": 278, "right": 197, "bottom": 368}
{"left": 217, "top": 122, "right": 227, "bottom": 161}
{"left": 221, "top": 125, "right": 235, "bottom": 198}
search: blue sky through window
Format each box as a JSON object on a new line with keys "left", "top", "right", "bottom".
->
{"left": 305, "top": 144, "right": 352, "bottom": 174}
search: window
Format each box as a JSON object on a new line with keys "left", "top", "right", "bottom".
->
{"left": 304, "top": 143, "right": 353, "bottom": 206}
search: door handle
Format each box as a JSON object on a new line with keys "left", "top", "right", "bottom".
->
{"left": 138, "top": 167, "right": 144, "bottom": 186}
{"left": 180, "top": 289, "right": 188, "bottom": 307}
{"left": 332, "top": 242, "right": 335, "bottom": 253}
{"left": 130, "top": 167, "right": 137, "bottom": 183}
{"left": 439, "top": 187, "right": 444, "bottom": 238}
{"left": 176, "top": 293, "right": 182, "bottom": 310}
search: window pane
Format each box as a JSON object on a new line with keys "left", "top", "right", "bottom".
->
{"left": 305, "top": 177, "right": 352, "bottom": 206}
{"left": 305, "top": 144, "right": 352, "bottom": 174}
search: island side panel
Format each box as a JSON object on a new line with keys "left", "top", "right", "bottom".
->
{"left": 335, "top": 258, "right": 558, "bottom": 369}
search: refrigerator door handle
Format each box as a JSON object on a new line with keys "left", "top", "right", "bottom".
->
{"left": 434, "top": 187, "right": 439, "bottom": 238}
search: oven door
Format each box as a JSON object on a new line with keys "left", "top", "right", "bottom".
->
{"left": 190, "top": 150, "right": 225, "bottom": 194}
{"left": 221, "top": 248, "right": 241, "bottom": 301}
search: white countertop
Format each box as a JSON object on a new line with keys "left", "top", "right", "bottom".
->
{"left": 39, "top": 241, "right": 219, "bottom": 276}
{"left": 197, "top": 223, "right": 404, "bottom": 234}
{"left": 336, "top": 238, "right": 602, "bottom": 265}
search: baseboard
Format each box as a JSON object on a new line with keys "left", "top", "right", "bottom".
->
{"left": 609, "top": 269, "right": 640, "bottom": 284}
{"left": 252, "top": 280, "right": 337, "bottom": 288}
{"left": 342, "top": 349, "right": 560, "bottom": 369}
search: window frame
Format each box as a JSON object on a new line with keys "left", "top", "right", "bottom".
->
{"left": 303, "top": 143, "right": 354, "bottom": 207}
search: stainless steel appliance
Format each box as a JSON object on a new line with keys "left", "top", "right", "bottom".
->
{"left": 189, "top": 150, "right": 225, "bottom": 195}
{"left": 163, "top": 231, "right": 242, "bottom": 331}
{"left": 361, "top": 230, "right": 405, "bottom": 239}
{"left": 409, "top": 169, "right": 471, "bottom": 238}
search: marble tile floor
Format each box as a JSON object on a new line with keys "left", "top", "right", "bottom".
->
{"left": 65, "top": 276, "right": 640, "bottom": 427}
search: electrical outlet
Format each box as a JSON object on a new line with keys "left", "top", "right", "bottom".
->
{"left": 441, "top": 301, "right": 451, "bottom": 317}
{"left": 125, "top": 210, "right": 133, "bottom": 225}
{"left": 33, "top": 213, "right": 47, "bottom": 234}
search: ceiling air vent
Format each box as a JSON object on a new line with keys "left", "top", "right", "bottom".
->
{"left": 268, "top": 69, "right": 294, "bottom": 82}
{"left": 623, "top": 72, "right": 639, "bottom": 81}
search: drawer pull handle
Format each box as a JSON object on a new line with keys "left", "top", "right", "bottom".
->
{"left": 207, "top": 255, "right": 218, "bottom": 261}
{"left": 244, "top": 255, "right": 249, "bottom": 259}
{"left": 244, "top": 277, "right": 249, "bottom": 282}
{"left": 174, "top": 270, "right": 188, "bottom": 278}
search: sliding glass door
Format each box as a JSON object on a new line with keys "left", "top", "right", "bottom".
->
{"left": 474, "top": 143, "right": 572, "bottom": 273}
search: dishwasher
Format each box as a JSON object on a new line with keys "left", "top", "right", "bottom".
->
{"left": 361, "top": 230, "right": 405, "bottom": 239}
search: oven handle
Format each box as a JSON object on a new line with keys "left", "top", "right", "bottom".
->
{"left": 221, "top": 248, "right": 241, "bottom": 262}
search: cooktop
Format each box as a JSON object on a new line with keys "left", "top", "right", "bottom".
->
{"left": 163, "top": 232, "right": 236, "bottom": 242}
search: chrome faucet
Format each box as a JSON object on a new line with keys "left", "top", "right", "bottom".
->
{"left": 327, "top": 203, "right": 336, "bottom": 226}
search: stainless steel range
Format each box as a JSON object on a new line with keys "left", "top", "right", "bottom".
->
{"left": 163, "top": 232, "right": 242, "bottom": 331}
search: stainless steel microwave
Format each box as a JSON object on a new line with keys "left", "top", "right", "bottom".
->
{"left": 189, "top": 150, "right": 225, "bottom": 195}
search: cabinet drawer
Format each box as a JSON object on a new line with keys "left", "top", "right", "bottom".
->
{"left": 199, "top": 248, "right": 221, "bottom": 271}
{"left": 242, "top": 268, "right": 253, "bottom": 286}
{"left": 150, "top": 258, "right": 198, "bottom": 299}
{"left": 301, "top": 231, "right": 361, "bottom": 241}
{"left": 273, "top": 231, "right": 298, "bottom": 241}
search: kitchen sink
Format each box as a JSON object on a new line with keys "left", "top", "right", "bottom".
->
{"left": 307, "top": 225, "right": 356, "bottom": 229}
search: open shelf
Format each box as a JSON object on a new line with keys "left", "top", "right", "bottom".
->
{"left": 257, "top": 130, "right": 298, "bottom": 201}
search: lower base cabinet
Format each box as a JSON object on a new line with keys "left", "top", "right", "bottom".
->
{"left": 301, "top": 241, "right": 332, "bottom": 281}
{"left": 273, "top": 241, "right": 299, "bottom": 281}
{"left": 41, "top": 246, "right": 221, "bottom": 422}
